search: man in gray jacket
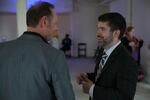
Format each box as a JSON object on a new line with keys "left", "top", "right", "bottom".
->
{"left": 0, "top": 1, "right": 75, "bottom": 100}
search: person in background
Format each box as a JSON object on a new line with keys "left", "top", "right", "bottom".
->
{"left": 0, "top": 2, "right": 75, "bottom": 100}
{"left": 121, "top": 26, "right": 144, "bottom": 65}
{"left": 121, "top": 26, "right": 135, "bottom": 53}
{"left": 122, "top": 26, "right": 144, "bottom": 81}
{"left": 61, "top": 34, "right": 72, "bottom": 57}
{"left": 76, "top": 12, "right": 138, "bottom": 100}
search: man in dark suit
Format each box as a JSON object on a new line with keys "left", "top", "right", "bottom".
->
{"left": 76, "top": 12, "right": 138, "bottom": 100}
{"left": 0, "top": 2, "right": 75, "bottom": 100}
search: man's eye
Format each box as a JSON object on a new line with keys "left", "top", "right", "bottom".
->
{"left": 101, "top": 28, "right": 105, "bottom": 31}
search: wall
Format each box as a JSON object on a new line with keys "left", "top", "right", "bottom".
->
{"left": 0, "top": 13, "right": 17, "bottom": 42}
{"left": 110, "top": 0, "right": 128, "bottom": 22}
{"left": 0, "top": 0, "right": 16, "bottom": 13}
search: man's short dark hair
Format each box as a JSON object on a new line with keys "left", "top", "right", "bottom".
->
{"left": 26, "top": 1, "right": 54, "bottom": 27}
{"left": 98, "top": 12, "right": 126, "bottom": 39}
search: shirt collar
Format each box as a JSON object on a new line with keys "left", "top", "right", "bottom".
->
{"left": 104, "top": 40, "right": 121, "bottom": 57}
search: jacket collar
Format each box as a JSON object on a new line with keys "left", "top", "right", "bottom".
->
{"left": 23, "top": 31, "right": 48, "bottom": 44}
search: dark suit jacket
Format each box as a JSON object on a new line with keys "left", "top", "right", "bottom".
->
{"left": 87, "top": 43, "right": 138, "bottom": 100}
{"left": 0, "top": 32, "right": 75, "bottom": 100}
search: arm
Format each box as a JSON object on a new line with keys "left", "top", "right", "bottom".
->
{"left": 52, "top": 52, "right": 75, "bottom": 100}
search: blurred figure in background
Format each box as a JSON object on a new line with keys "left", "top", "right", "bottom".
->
{"left": 121, "top": 26, "right": 143, "bottom": 65}
{"left": 61, "top": 34, "right": 72, "bottom": 57}
{"left": 121, "top": 26, "right": 144, "bottom": 81}
{"left": 121, "top": 26, "right": 135, "bottom": 53}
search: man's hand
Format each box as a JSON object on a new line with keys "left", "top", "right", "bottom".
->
{"left": 76, "top": 73, "right": 88, "bottom": 84}
{"left": 82, "top": 77, "right": 93, "bottom": 94}
{"left": 76, "top": 73, "right": 93, "bottom": 94}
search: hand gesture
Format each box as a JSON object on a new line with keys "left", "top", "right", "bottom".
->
{"left": 76, "top": 73, "right": 87, "bottom": 85}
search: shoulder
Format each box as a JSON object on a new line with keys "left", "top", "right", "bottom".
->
{"left": 111, "top": 44, "right": 133, "bottom": 62}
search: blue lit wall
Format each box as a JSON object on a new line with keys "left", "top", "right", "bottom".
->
{"left": 27, "top": 0, "right": 54, "bottom": 8}
{"left": 27, "top": 0, "right": 72, "bottom": 13}
{"left": 0, "top": 0, "right": 16, "bottom": 13}
{"left": 0, "top": 0, "right": 72, "bottom": 13}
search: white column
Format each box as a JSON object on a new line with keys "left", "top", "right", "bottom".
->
{"left": 17, "top": 0, "right": 27, "bottom": 37}
{"left": 127, "top": 0, "right": 133, "bottom": 26}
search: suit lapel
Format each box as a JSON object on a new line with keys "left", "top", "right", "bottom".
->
{"left": 94, "top": 48, "right": 104, "bottom": 74}
{"left": 101, "top": 44, "right": 122, "bottom": 74}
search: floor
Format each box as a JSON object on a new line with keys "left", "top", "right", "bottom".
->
{"left": 66, "top": 58, "right": 150, "bottom": 100}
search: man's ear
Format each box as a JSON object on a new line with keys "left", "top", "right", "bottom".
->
{"left": 39, "top": 16, "right": 47, "bottom": 28}
{"left": 113, "top": 30, "right": 120, "bottom": 38}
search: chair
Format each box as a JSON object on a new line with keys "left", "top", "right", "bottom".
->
{"left": 78, "top": 43, "right": 87, "bottom": 57}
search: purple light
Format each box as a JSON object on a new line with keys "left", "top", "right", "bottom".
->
{"left": 27, "top": 0, "right": 72, "bottom": 13}
{"left": 27, "top": 0, "right": 56, "bottom": 8}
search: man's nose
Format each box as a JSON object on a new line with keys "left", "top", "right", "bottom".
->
{"left": 96, "top": 31, "right": 101, "bottom": 36}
